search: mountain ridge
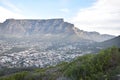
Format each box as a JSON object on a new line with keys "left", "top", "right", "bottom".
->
{"left": 0, "top": 18, "right": 115, "bottom": 42}
{"left": 99, "top": 35, "right": 120, "bottom": 48}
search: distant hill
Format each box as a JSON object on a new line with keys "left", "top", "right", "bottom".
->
{"left": 100, "top": 35, "right": 120, "bottom": 48}
{"left": 0, "top": 19, "right": 114, "bottom": 42}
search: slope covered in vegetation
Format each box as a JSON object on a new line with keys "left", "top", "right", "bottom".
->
{"left": 0, "top": 47, "right": 120, "bottom": 80}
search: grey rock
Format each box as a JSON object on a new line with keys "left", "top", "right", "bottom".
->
{"left": 0, "top": 18, "right": 115, "bottom": 42}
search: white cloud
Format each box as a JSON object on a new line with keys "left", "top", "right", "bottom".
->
{"left": 71, "top": 0, "right": 120, "bottom": 36}
{"left": 0, "top": 6, "right": 25, "bottom": 22}
{"left": 0, "top": 0, "right": 25, "bottom": 22}
{"left": 0, "top": 0, "right": 22, "bottom": 13}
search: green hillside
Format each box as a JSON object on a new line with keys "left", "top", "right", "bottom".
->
{"left": 0, "top": 47, "right": 120, "bottom": 80}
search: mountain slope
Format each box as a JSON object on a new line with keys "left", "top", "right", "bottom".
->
{"left": 100, "top": 36, "right": 120, "bottom": 48}
{"left": 0, "top": 18, "right": 114, "bottom": 42}
{"left": 74, "top": 27, "right": 114, "bottom": 42}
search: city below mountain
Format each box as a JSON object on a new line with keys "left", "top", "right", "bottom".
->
{"left": 0, "top": 18, "right": 119, "bottom": 80}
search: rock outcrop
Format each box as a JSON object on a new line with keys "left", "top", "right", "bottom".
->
{"left": 0, "top": 19, "right": 74, "bottom": 36}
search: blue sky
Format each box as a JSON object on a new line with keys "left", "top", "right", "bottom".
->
{"left": 0, "top": 0, "right": 95, "bottom": 19}
{"left": 0, "top": 0, "right": 120, "bottom": 35}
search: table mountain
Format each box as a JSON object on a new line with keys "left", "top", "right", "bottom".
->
{"left": 0, "top": 18, "right": 114, "bottom": 42}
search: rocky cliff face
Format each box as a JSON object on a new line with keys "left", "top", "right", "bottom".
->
{"left": 0, "top": 19, "right": 75, "bottom": 36}
{"left": 0, "top": 19, "right": 114, "bottom": 42}
{"left": 73, "top": 27, "right": 115, "bottom": 42}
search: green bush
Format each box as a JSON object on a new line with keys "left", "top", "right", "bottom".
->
{"left": 64, "top": 47, "right": 120, "bottom": 80}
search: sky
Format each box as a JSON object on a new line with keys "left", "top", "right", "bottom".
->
{"left": 0, "top": 0, "right": 120, "bottom": 36}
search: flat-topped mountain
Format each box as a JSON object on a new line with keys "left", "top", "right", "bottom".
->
{"left": 0, "top": 18, "right": 114, "bottom": 42}
{"left": 0, "top": 18, "right": 75, "bottom": 35}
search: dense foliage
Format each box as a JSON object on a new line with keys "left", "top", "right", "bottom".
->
{"left": 0, "top": 47, "right": 120, "bottom": 80}
{"left": 64, "top": 47, "right": 120, "bottom": 80}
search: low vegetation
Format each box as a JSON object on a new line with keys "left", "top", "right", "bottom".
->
{"left": 0, "top": 47, "right": 120, "bottom": 80}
